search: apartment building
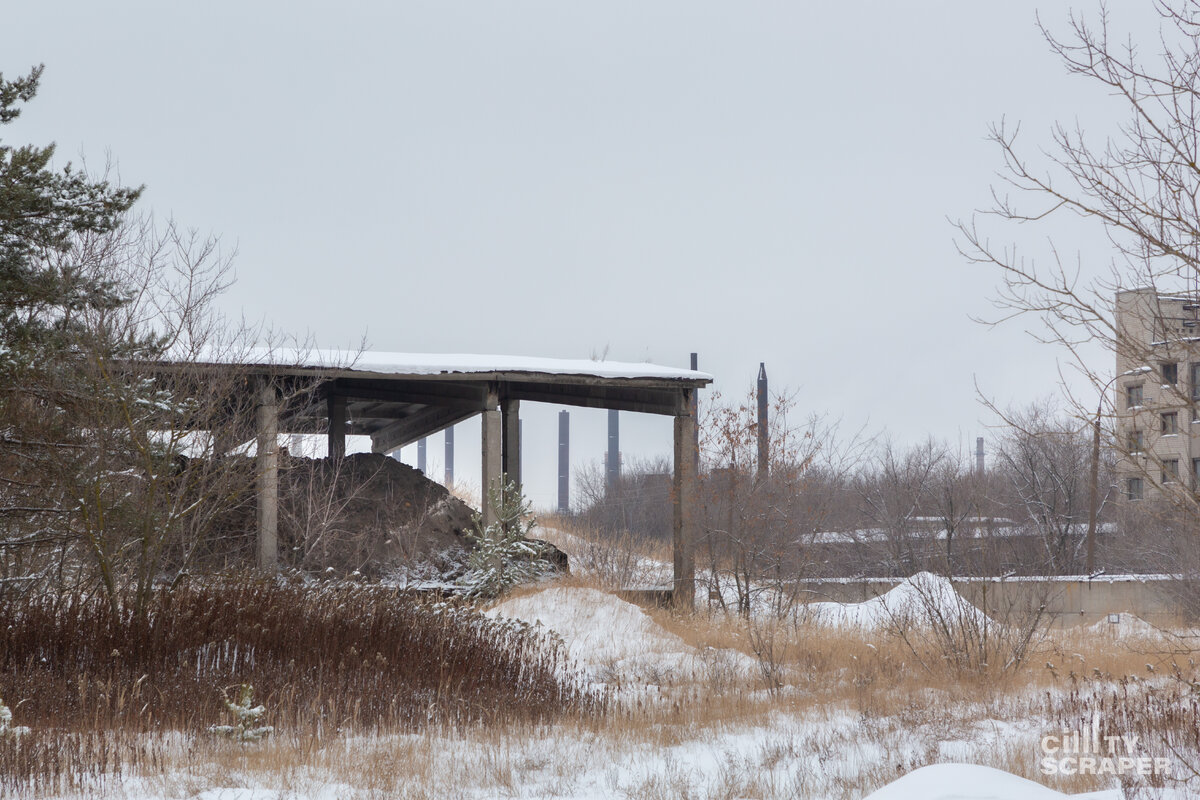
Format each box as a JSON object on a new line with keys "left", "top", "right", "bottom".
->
{"left": 1115, "top": 287, "right": 1200, "bottom": 500}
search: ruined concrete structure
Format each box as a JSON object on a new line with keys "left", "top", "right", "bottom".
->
{"left": 158, "top": 350, "right": 711, "bottom": 608}
{"left": 1115, "top": 288, "right": 1200, "bottom": 500}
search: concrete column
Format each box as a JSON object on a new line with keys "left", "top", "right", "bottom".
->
{"left": 672, "top": 390, "right": 697, "bottom": 610}
{"left": 327, "top": 393, "right": 346, "bottom": 460}
{"left": 606, "top": 409, "right": 620, "bottom": 493}
{"left": 501, "top": 397, "right": 521, "bottom": 494}
{"left": 256, "top": 380, "right": 280, "bottom": 569}
{"left": 481, "top": 406, "right": 502, "bottom": 528}
{"left": 444, "top": 425, "right": 455, "bottom": 487}
{"left": 558, "top": 410, "right": 570, "bottom": 514}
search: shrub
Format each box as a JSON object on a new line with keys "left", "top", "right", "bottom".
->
{"left": 0, "top": 573, "right": 595, "bottom": 733}
{"left": 463, "top": 481, "right": 554, "bottom": 598}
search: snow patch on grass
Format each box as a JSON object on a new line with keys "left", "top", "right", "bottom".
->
{"left": 487, "top": 586, "right": 756, "bottom": 689}
{"left": 804, "top": 572, "right": 995, "bottom": 632}
{"left": 862, "top": 763, "right": 1121, "bottom": 800}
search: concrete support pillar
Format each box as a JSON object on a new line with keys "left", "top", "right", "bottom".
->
{"left": 606, "top": 409, "right": 620, "bottom": 494}
{"left": 327, "top": 393, "right": 346, "bottom": 460}
{"left": 481, "top": 402, "right": 502, "bottom": 528}
{"left": 256, "top": 380, "right": 280, "bottom": 569}
{"left": 444, "top": 425, "right": 455, "bottom": 487}
{"left": 557, "top": 410, "right": 570, "bottom": 514}
{"left": 501, "top": 397, "right": 521, "bottom": 494}
{"left": 672, "top": 390, "right": 697, "bottom": 611}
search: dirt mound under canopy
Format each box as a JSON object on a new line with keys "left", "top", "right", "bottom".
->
{"left": 276, "top": 452, "right": 476, "bottom": 570}
{"left": 207, "top": 452, "right": 565, "bottom": 582}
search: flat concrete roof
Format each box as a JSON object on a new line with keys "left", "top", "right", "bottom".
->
{"left": 160, "top": 348, "right": 711, "bottom": 453}
{"left": 236, "top": 348, "right": 713, "bottom": 384}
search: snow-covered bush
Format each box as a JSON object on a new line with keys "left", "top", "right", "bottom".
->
{"left": 463, "top": 480, "right": 552, "bottom": 599}
{"left": 208, "top": 684, "right": 274, "bottom": 742}
{"left": 0, "top": 698, "right": 29, "bottom": 737}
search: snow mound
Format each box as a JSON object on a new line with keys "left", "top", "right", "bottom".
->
{"left": 487, "top": 586, "right": 755, "bottom": 688}
{"left": 1086, "top": 614, "right": 1168, "bottom": 640}
{"left": 863, "top": 763, "right": 1121, "bottom": 800}
{"left": 804, "top": 572, "right": 995, "bottom": 632}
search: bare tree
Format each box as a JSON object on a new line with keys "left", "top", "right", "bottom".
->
{"left": 0, "top": 212, "right": 283, "bottom": 617}
{"left": 955, "top": 3, "right": 1200, "bottom": 367}
{"left": 572, "top": 454, "right": 673, "bottom": 541}
{"left": 954, "top": 1, "right": 1200, "bottom": 577}
{"left": 993, "top": 401, "right": 1100, "bottom": 574}
{"left": 696, "top": 388, "right": 840, "bottom": 617}
{"left": 927, "top": 446, "right": 986, "bottom": 573}
{"left": 853, "top": 437, "right": 948, "bottom": 573}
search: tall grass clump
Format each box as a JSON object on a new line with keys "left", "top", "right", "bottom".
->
{"left": 0, "top": 573, "right": 596, "bottom": 737}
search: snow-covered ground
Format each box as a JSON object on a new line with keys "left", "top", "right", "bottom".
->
{"left": 488, "top": 586, "right": 758, "bottom": 691}
{"left": 21, "top": 530, "right": 1195, "bottom": 799}
{"left": 802, "top": 572, "right": 995, "bottom": 632}
{"left": 46, "top": 578, "right": 1189, "bottom": 800}
{"left": 862, "top": 764, "right": 1121, "bottom": 799}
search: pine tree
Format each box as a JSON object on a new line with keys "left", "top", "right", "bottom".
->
{"left": 0, "top": 65, "right": 147, "bottom": 609}
{"left": 463, "top": 481, "right": 552, "bottom": 598}
{"left": 0, "top": 65, "right": 261, "bottom": 617}
{"left": 0, "top": 65, "right": 142, "bottom": 359}
{"left": 208, "top": 684, "right": 274, "bottom": 742}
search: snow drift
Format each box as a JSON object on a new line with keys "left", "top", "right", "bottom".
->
{"left": 487, "top": 586, "right": 755, "bottom": 688}
{"left": 804, "top": 572, "right": 996, "bottom": 632}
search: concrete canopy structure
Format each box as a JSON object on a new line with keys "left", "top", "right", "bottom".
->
{"left": 183, "top": 350, "right": 711, "bottom": 607}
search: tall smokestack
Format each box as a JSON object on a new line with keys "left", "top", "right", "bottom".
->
{"left": 757, "top": 362, "right": 769, "bottom": 481}
{"left": 975, "top": 436, "right": 985, "bottom": 473}
{"left": 417, "top": 437, "right": 426, "bottom": 473}
{"left": 691, "top": 353, "right": 700, "bottom": 469}
{"left": 444, "top": 425, "right": 455, "bottom": 487}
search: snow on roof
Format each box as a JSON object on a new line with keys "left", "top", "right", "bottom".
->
{"left": 228, "top": 348, "right": 713, "bottom": 383}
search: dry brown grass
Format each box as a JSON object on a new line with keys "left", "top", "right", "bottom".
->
{"left": 8, "top": 602, "right": 1192, "bottom": 798}
{"left": 6, "top": 519, "right": 1200, "bottom": 798}
{"left": 0, "top": 573, "right": 596, "bottom": 797}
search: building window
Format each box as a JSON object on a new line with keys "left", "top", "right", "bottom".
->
{"left": 1163, "top": 362, "right": 1179, "bottom": 385}
{"left": 1193, "top": 458, "right": 1200, "bottom": 490}
{"left": 1128, "top": 429, "right": 1144, "bottom": 453}
{"left": 1127, "top": 477, "right": 1144, "bottom": 500}
{"left": 1192, "top": 363, "right": 1200, "bottom": 400}
{"left": 1162, "top": 411, "right": 1179, "bottom": 434}
{"left": 1127, "top": 383, "right": 1144, "bottom": 408}
{"left": 1163, "top": 459, "right": 1180, "bottom": 482}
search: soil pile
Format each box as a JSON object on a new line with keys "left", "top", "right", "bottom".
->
{"left": 275, "top": 453, "right": 476, "bottom": 577}
{"left": 209, "top": 453, "right": 565, "bottom": 583}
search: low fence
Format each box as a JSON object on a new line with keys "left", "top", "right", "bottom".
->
{"left": 793, "top": 575, "right": 1191, "bottom": 628}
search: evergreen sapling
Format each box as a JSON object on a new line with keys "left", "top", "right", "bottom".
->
{"left": 208, "top": 684, "right": 274, "bottom": 742}
{"left": 0, "top": 697, "right": 29, "bottom": 737}
{"left": 463, "top": 480, "right": 552, "bottom": 598}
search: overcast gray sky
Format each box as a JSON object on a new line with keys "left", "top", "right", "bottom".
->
{"left": 3, "top": 2, "right": 1128, "bottom": 507}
